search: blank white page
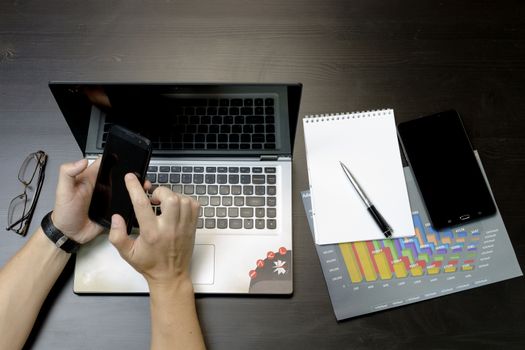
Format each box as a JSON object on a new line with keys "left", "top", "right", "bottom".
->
{"left": 303, "top": 109, "right": 414, "bottom": 244}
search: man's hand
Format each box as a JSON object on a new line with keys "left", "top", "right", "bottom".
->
{"left": 109, "top": 173, "right": 200, "bottom": 286}
{"left": 52, "top": 158, "right": 104, "bottom": 244}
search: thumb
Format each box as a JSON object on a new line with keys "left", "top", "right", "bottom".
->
{"left": 57, "top": 159, "right": 88, "bottom": 193}
{"left": 108, "top": 214, "right": 133, "bottom": 261}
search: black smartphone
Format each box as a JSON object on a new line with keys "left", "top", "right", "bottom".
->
{"left": 89, "top": 125, "right": 152, "bottom": 232}
{"left": 397, "top": 110, "right": 496, "bottom": 230}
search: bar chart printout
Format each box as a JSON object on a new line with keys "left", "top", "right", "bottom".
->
{"left": 302, "top": 161, "right": 522, "bottom": 320}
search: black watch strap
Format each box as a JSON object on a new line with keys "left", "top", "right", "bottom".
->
{"left": 41, "top": 211, "right": 81, "bottom": 254}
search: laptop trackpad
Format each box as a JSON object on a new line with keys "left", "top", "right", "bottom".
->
{"left": 190, "top": 244, "right": 215, "bottom": 285}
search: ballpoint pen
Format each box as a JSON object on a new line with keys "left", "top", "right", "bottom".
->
{"left": 339, "top": 161, "right": 393, "bottom": 239}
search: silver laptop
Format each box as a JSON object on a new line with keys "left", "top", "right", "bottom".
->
{"left": 50, "top": 82, "right": 302, "bottom": 294}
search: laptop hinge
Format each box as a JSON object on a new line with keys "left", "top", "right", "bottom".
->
{"left": 260, "top": 155, "right": 279, "bottom": 161}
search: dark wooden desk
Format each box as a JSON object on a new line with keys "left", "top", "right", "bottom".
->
{"left": 1, "top": 0, "right": 524, "bottom": 349}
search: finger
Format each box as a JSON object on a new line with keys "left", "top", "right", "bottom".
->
{"left": 143, "top": 179, "right": 152, "bottom": 191}
{"left": 151, "top": 187, "right": 181, "bottom": 224}
{"left": 56, "top": 159, "right": 89, "bottom": 194}
{"left": 124, "top": 173, "right": 156, "bottom": 228}
{"left": 108, "top": 214, "right": 134, "bottom": 261}
{"left": 179, "top": 195, "right": 199, "bottom": 227}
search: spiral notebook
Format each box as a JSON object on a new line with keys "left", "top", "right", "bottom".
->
{"left": 303, "top": 109, "right": 414, "bottom": 244}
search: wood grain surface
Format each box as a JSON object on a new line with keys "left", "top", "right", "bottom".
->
{"left": 1, "top": 0, "right": 524, "bottom": 349}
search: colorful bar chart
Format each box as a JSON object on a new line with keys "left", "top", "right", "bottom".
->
{"left": 302, "top": 159, "right": 522, "bottom": 320}
{"left": 338, "top": 211, "right": 479, "bottom": 283}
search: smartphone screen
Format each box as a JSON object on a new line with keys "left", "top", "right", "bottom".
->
{"left": 89, "top": 125, "right": 152, "bottom": 230}
{"left": 398, "top": 110, "right": 496, "bottom": 229}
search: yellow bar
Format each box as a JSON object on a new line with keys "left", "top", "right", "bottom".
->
{"left": 444, "top": 265, "right": 457, "bottom": 273}
{"left": 339, "top": 243, "right": 363, "bottom": 283}
{"left": 442, "top": 237, "right": 452, "bottom": 245}
{"left": 373, "top": 250, "right": 392, "bottom": 280}
{"left": 427, "top": 267, "right": 440, "bottom": 275}
{"left": 354, "top": 241, "right": 377, "bottom": 281}
{"left": 456, "top": 238, "right": 465, "bottom": 243}
{"left": 393, "top": 260, "right": 408, "bottom": 278}
{"left": 461, "top": 265, "right": 474, "bottom": 271}
{"left": 410, "top": 264, "right": 423, "bottom": 277}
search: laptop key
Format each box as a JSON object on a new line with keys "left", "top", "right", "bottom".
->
{"left": 198, "top": 196, "right": 209, "bottom": 206}
{"left": 252, "top": 175, "right": 265, "bottom": 184}
{"left": 267, "top": 175, "right": 276, "bottom": 184}
{"left": 217, "top": 167, "right": 227, "bottom": 173}
{"left": 246, "top": 196, "right": 265, "bottom": 206}
{"left": 228, "top": 207, "right": 239, "bottom": 217}
{"left": 148, "top": 166, "right": 158, "bottom": 172}
{"left": 229, "top": 219, "right": 242, "bottom": 229}
{"left": 255, "top": 186, "right": 265, "bottom": 195}
{"left": 196, "top": 218, "right": 204, "bottom": 229}
{"left": 194, "top": 174, "right": 204, "bottom": 184}
{"left": 216, "top": 207, "right": 227, "bottom": 217}
{"left": 217, "top": 174, "right": 227, "bottom": 184}
{"left": 240, "top": 208, "right": 254, "bottom": 217}
{"left": 182, "top": 174, "right": 192, "bottom": 183}
{"left": 267, "top": 219, "right": 276, "bottom": 229}
{"left": 256, "top": 208, "right": 265, "bottom": 218}
{"left": 264, "top": 167, "right": 276, "bottom": 173}
{"left": 234, "top": 196, "right": 244, "bottom": 206}
{"left": 158, "top": 174, "right": 169, "bottom": 183}
{"left": 255, "top": 219, "right": 265, "bottom": 229}
{"left": 210, "top": 196, "right": 221, "bottom": 206}
{"left": 147, "top": 173, "right": 157, "bottom": 183}
{"left": 204, "top": 207, "right": 215, "bottom": 217}
{"left": 240, "top": 167, "right": 250, "bottom": 173}
{"left": 240, "top": 175, "right": 251, "bottom": 184}
{"left": 182, "top": 166, "right": 192, "bottom": 173}
{"left": 267, "top": 208, "right": 276, "bottom": 218}
{"left": 229, "top": 174, "right": 239, "bottom": 184}
{"left": 243, "top": 185, "right": 254, "bottom": 195}
{"left": 184, "top": 185, "right": 194, "bottom": 195}
{"left": 172, "top": 185, "right": 183, "bottom": 193}
{"left": 159, "top": 166, "right": 170, "bottom": 172}
{"left": 196, "top": 185, "right": 207, "bottom": 195}
{"left": 205, "top": 174, "right": 216, "bottom": 184}
{"left": 244, "top": 219, "right": 254, "bottom": 229}
{"left": 267, "top": 186, "right": 276, "bottom": 195}
{"left": 208, "top": 185, "right": 218, "bottom": 195}
{"left": 205, "top": 219, "right": 216, "bottom": 229}
{"left": 219, "top": 185, "right": 230, "bottom": 195}
{"left": 206, "top": 167, "right": 216, "bottom": 173}
{"left": 267, "top": 197, "right": 276, "bottom": 206}
{"left": 222, "top": 196, "right": 232, "bottom": 206}
{"left": 217, "top": 219, "right": 228, "bottom": 229}
{"left": 231, "top": 185, "right": 242, "bottom": 195}
{"left": 169, "top": 174, "right": 180, "bottom": 183}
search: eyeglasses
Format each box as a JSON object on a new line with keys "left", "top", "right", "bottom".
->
{"left": 6, "top": 150, "right": 48, "bottom": 236}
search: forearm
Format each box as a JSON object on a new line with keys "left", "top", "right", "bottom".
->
{"left": 148, "top": 278, "right": 206, "bottom": 350}
{"left": 0, "top": 228, "right": 71, "bottom": 350}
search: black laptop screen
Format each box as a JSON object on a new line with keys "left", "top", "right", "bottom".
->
{"left": 50, "top": 83, "right": 302, "bottom": 158}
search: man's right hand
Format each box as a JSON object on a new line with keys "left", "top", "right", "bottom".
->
{"left": 109, "top": 173, "right": 200, "bottom": 287}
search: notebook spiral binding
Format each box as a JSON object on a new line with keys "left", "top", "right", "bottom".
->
{"left": 303, "top": 108, "right": 392, "bottom": 123}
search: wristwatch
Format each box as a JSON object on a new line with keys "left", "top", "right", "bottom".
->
{"left": 41, "top": 211, "right": 81, "bottom": 254}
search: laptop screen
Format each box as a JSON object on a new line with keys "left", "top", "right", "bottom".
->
{"left": 50, "top": 83, "right": 302, "bottom": 158}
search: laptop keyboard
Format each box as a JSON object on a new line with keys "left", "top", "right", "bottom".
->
{"left": 147, "top": 165, "right": 277, "bottom": 230}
